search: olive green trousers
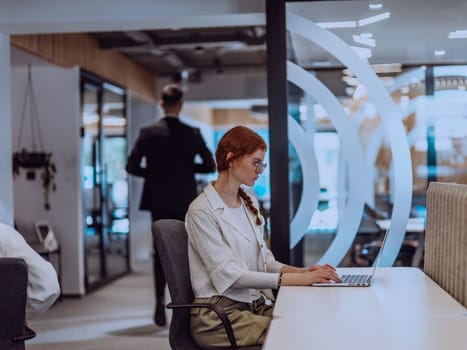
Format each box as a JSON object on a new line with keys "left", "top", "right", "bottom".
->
{"left": 190, "top": 295, "right": 274, "bottom": 348}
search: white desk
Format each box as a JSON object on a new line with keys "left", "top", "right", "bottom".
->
{"left": 375, "top": 217, "right": 425, "bottom": 233}
{"left": 264, "top": 268, "right": 467, "bottom": 350}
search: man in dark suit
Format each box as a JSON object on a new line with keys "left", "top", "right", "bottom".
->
{"left": 126, "top": 84, "right": 215, "bottom": 326}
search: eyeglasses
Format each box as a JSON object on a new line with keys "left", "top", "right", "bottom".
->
{"left": 250, "top": 159, "right": 268, "bottom": 173}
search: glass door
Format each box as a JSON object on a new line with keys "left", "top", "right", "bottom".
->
{"left": 80, "top": 72, "right": 129, "bottom": 292}
{"left": 102, "top": 83, "right": 129, "bottom": 278}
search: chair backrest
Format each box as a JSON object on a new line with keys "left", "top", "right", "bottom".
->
{"left": 0, "top": 258, "right": 29, "bottom": 350}
{"left": 425, "top": 182, "right": 467, "bottom": 308}
{"left": 152, "top": 219, "right": 202, "bottom": 350}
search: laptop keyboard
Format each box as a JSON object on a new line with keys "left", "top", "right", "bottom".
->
{"left": 340, "top": 274, "right": 370, "bottom": 284}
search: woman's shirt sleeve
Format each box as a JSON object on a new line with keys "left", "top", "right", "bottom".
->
{"left": 186, "top": 208, "right": 246, "bottom": 294}
{"left": 231, "top": 270, "right": 280, "bottom": 289}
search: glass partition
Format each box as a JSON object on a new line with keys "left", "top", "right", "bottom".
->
{"left": 81, "top": 71, "right": 129, "bottom": 291}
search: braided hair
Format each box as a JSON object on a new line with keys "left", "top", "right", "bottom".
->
{"left": 216, "top": 126, "right": 267, "bottom": 226}
{"left": 238, "top": 187, "right": 262, "bottom": 225}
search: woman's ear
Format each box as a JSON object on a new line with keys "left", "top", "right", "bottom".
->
{"left": 226, "top": 152, "right": 234, "bottom": 168}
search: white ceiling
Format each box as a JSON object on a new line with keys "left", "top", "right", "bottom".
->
{"left": 4, "top": 0, "right": 467, "bottom": 102}
{"left": 288, "top": 0, "right": 467, "bottom": 68}
{"left": 3, "top": 0, "right": 467, "bottom": 69}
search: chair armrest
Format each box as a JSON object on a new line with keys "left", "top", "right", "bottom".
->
{"left": 12, "top": 325, "right": 36, "bottom": 341}
{"left": 167, "top": 302, "right": 239, "bottom": 350}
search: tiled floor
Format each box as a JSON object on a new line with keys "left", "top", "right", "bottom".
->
{"left": 27, "top": 262, "right": 171, "bottom": 350}
{"left": 26, "top": 233, "right": 347, "bottom": 350}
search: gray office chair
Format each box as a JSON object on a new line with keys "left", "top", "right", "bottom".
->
{"left": 0, "top": 258, "right": 36, "bottom": 350}
{"left": 152, "top": 219, "right": 261, "bottom": 350}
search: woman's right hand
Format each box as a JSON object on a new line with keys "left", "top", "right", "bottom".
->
{"left": 281, "top": 269, "right": 341, "bottom": 286}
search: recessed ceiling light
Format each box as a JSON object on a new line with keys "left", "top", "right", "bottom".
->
{"left": 434, "top": 50, "right": 446, "bottom": 56}
{"left": 227, "top": 42, "right": 244, "bottom": 50}
{"left": 448, "top": 30, "right": 467, "bottom": 39}
{"left": 358, "top": 12, "right": 391, "bottom": 27}
{"left": 369, "top": 3, "right": 383, "bottom": 11}
{"left": 353, "top": 34, "right": 376, "bottom": 47}
{"left": 180, "top": 69, "right": 189, "bottom": 79}
{"left": 317, "top": 21, "right": 357, "bottom": 29}
{"left": 310, "top": 60, "right": 333, "bottom": 67}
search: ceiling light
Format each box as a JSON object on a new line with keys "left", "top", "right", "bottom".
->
{"left": 310, "top": 60, "right": 333, "bottom": 67}
{"left": 165, "top": 53, "right": 184, "bottom": 67}
{"left": 360, "top": 33, "right": 373, "bottom": 38}
{"left": 353, "top": 34, "right": 376, "bottom": 47}
{"left": 317, "top": 21, "right": 357, "bottom": 29}
{"left": 180, "top": 69, "right": 189, "bottom": 80}
{"left": 369, "top": 3, "right": 383, "bottom": 10}
{"left": 226, "top": 42, "right": 244, "bottom": 50}
{"left": 448, "top": 30, "right": 467, "bottom": 39}
{"left": 434, "top": 50, "right": 446, "bottom": 56}
{"left": 102, "top": 82, "right": 125, "bottom": 95}
{"left": 124, "top": 31, "right": 152, "bottom": 43}
{"left": 358, "top": 12, "right": 391, "bottom": 27}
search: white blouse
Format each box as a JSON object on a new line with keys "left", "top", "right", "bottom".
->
{"left": 185, "top": 183, "right": 283, "bottom": 304}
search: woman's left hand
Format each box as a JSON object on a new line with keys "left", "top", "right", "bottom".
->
{"left": 306, "top": 264, "right": 336, "bottom": 272}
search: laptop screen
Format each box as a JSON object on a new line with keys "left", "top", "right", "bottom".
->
{"left": 369, "top": 228, "right": 390, "bottom": 278}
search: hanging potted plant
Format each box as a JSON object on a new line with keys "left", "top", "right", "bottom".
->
{"left": 12, "top": 65, "right": 57, "bottom": 210}
{"left": 13, "top": 149, "right": 48, "bottom": 169}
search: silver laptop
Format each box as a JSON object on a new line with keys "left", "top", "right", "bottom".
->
{"left": 312, "top": 229, "right": 390, "bottom": 287}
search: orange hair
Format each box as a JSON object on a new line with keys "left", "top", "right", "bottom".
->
{"left": 216, "top": 125, "right": 266, "bottom": 225}
{"left": 215, "top": 125, "right": 267, "bottom": 172}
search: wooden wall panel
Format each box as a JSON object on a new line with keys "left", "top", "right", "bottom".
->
{"left": 182, "top": 104, "right": 214, "bottom": 125}
{"left": 11, "top": 33, "right": 157, "bottom": 103}
{"left": 213, "top": 109, "right": 267, "bottom": 127}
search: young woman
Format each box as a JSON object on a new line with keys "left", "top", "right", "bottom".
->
{"left": 185, "top": 125, "right": 340, "bottom": 348}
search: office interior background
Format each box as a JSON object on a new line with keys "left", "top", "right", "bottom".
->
{"left": 1, "top": 1, "right": 467, "bottom": 346}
